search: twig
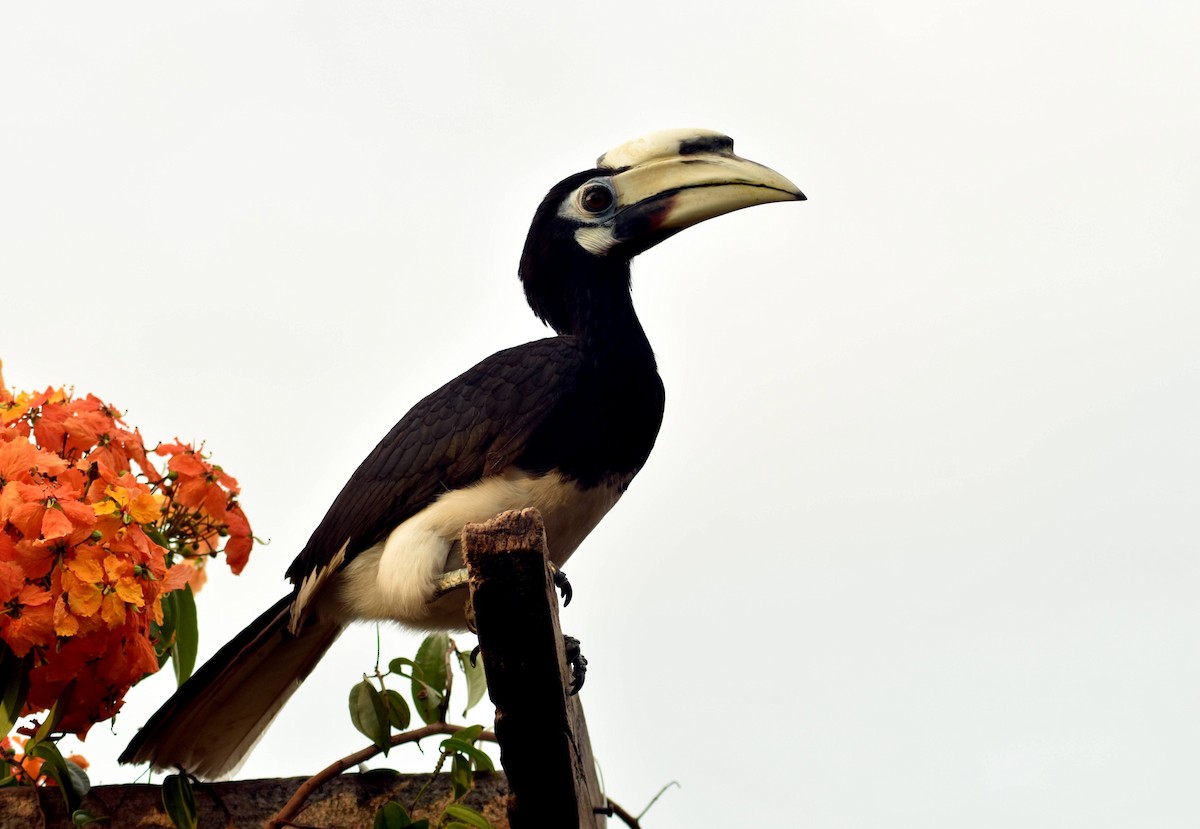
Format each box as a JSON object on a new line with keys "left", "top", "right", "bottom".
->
{"left": 263, "top": 722, "right": 496, "bottom": 829}
{"left": 606, "top": 798, "right": 641, "bottom": 828}
{"left": 441, "top": 639, "right": 455, "bottom": 721}
{"left": 637, "top": 780, "right": 680, "bottom": 820}
{"left": 406, "top": 742, "right": 450, "bottom": 814}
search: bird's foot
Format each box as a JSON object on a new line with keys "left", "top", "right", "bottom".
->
{"left": 563, "top": 634, "right": 587, "bottom": 695}
{"left": 432, "top": 567, "right": 470, "bottom": 600}
{"left": 551, "top": 566, "right": 572, "bottom": 606}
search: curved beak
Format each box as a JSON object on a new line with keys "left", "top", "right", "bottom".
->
{"left": 601, "top": 130, "right": 805, "bottom": 247}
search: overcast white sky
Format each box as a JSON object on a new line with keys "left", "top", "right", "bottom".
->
{"left": 3, "top": 2, "right": 1199, "bottom": 826}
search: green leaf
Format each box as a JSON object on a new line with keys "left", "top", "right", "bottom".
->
{"left": 71, "top": 808, "right": 109, "bottom": 825}
{"left": 382, "top": 689, "right": 411, "bottom": 731}
{"left": 144, "top": 526, "right": 170, "bottom": 549}
{"left": 161, "top": 773, "right": 197, "bottom": 829}
{"left": 410, "top": 679, "right": 444, "bottom": 725}
{"left": 31, "top": 742, "right": 81, "bottom": 813}
{"left": 372, "top": 800, "right": 414, "bottom": 829}
{"left": 411, "top": 634, "right": 449, "bottom": 724}
{"left": 359, "top": 770, "right": 401, "bottom": 786}
{"left": 170, "top": 585, "right": 199, "bottom": 686}
{"left": 455, "top": 650, "right": 487, "bottom": 717}
{"left": 441, "top": 739, "right": 494, "bottom": 773}
{"left": 387, "top": 657, "right": 418, "bottom": 677}
{"left": 33, "top": 680, "right": 74, "bottom": 742}
{"left": 151, "top": 595, "right": 176, "bottom": 667}
{"left": 450, "top": 725, "right": 484, "bottom": 743}
{"left": 449, "top": 752, "right": 471, "bottom": 800}
{"left": 65, "top": 759, "right": 91, "bottom": 798}
{"left": 442, "top": 803, "right": 494, "bottom": 829}
{"left": 349, "top": 680, "right": 391, "bottom": 753}
{"left": 0, "top": 643, "right": 31, "bottom": 738}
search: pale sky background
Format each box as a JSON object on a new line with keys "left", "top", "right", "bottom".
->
{"left": 3, "top": 2, "right": 1198, "bottom": 827}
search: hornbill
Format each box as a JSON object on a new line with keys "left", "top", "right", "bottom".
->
{"left": 120, "top": 128, "right": 803, "bottom": 779}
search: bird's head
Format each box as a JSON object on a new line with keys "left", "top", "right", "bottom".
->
{"left": 520, "top": 128, "right": 804, "bottom": 334}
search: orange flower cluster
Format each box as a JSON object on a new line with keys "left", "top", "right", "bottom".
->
{"left": 0, "top": 361, "right": 254, "bottom": 735}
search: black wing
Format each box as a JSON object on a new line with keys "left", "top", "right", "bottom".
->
{"left": 285, "top": 335, "right": 584, "bottom": 585}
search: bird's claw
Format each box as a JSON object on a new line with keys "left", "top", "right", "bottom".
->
{"left": 563, "top": 634, "right": 587, "bottom": 695}
{"left": 432, "top": 567, "right": 470, "bottom": 600}
{"left": 469, "top": 643, "right": 482, "bottom": 668}
{"left": 552, "top": 567, "right": 573, "bottom": 606}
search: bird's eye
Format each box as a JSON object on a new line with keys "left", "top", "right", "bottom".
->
{"left": 580, "top": 184, "right": 614, "bottom": 214}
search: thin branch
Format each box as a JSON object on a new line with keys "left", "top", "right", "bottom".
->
{"left": 406, "top": 742, "right": 450, "bottom": 814}
{"left": 637, "top": 780, "right": 680, "bottom": 820}
{"left": 263, "top": 722, "right": 497, "bottom": 829}
{"left": 441, "top": 639, "right": 455, "bottom": 721}
{"left": 606, "top": 798, "right": 642, "bottom": 829}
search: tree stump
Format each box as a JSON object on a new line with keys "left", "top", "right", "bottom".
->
{"left": 463, "top": 509, "right": 605, "bottom": 829}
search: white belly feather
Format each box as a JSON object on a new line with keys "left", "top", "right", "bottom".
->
{"left": 331, "top": 468, "right": 623, "bottom": 629}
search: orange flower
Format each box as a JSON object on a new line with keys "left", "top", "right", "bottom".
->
{"left": 3, "top": 480, "right": 95, "bottom": 541}
{"left": 89, "top": 425, "right": 151, "bottom": 479}
{"left": 1, "top": 583, "right": 55, "bottom": 657}
{"left": 92, "top": 484, "right": 161, "bottom": 525}
{"left": 34, "top": 400, "right": 103, "bottom": 457}
{"left": 2, "top": 365, "right": 256, "bottom": 738}
{"left": 9, "top": 537, "right": 58, "bottom": 581}
{"left": 103, "top": 555, "right": 144, "bottom": 625}
{"left": 0, "top": 437, "right": 68, "bottom": 485}
{"left": 64, "top": 547, "right": 105, "bottom": 614}
{"left": 223, "top": 504, "right": 254, "bottom": 575}
{"left": 0, "top": 559, "right": 22, "bottom": 604}
{"left": 1, "top": 386, "right": 63, "bottom": 429}
{"left": 56, "top": 545, "right": 147, "bottom": 634}
{"left": 0, "top": 529, "right": 23, "bottom": 600}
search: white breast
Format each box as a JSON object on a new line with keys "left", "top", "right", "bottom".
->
{"left": 331, "top": 468, "right": 625, "bottom": 629}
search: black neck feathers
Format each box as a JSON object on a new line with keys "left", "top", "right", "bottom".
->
{"left": 515, "top": 172, "right": 665, "bottom": 487}
{"left": 518, "top": 171, "right": 653, "bottom": 363}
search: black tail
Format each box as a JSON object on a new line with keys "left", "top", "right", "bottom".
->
{"left": 119, "top": 594, "right": 343, "bottom": 779}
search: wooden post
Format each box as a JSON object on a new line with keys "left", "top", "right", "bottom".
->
{"left": 0, "top": 773, "right": 511, "bottom": 829}
{"left": 462, "top": 509, "right": 606, "bottom": 829}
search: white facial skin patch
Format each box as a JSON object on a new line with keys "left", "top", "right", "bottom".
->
{"left": 558, "top": 178, "right": 620, "bottom": 255}
{"left": 574, "top": 225, "right": 618, "bottom": 255}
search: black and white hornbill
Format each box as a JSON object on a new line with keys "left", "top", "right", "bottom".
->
{"left": 120, "top": 128, "right": 803, "bottom": 779}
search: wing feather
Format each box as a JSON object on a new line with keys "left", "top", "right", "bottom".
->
{"left": 284, "top": 336, "right": 583, "bottom": 586}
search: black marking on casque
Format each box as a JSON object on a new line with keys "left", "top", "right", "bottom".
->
{"left": 679, "top": 134, "right": 734, "bottom": 156}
